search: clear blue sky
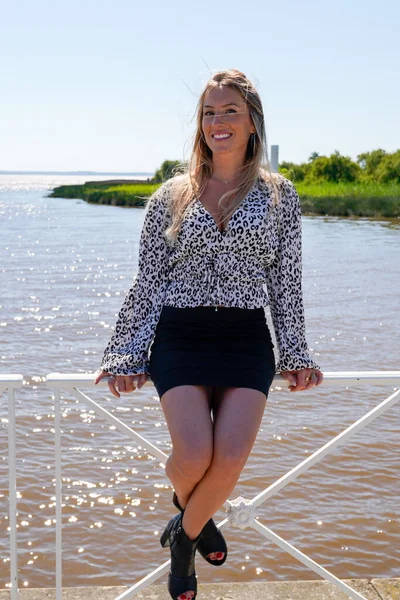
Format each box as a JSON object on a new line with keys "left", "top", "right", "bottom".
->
{"left": 1, "top": 0, "right": 399, "bottom": 172}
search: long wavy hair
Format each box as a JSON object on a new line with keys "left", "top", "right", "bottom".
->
{"left": 163, "top": 69, "right": 283, "bottom": 244}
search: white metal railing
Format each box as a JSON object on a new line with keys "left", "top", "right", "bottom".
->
{"left": 1, "top": 374, "right": 24, "bottom": 600}
{"left": 2, "top": 371, "right": 400, "bottom": 600}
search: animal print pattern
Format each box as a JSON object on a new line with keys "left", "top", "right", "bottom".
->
{"left": 100, "top": 175, "right": 321, "bottom": 376}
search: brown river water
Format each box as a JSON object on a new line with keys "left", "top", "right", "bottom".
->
{"left": 0, "top": 175, "right": 399, "bottom": 589}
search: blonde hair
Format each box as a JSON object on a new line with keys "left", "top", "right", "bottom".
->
{"left": 162, "top": 69, "right": 284, "bottom": 244}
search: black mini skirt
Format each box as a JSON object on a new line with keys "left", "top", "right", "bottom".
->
{"left": 148, "top": 305, "right": 276, "bottom": 401}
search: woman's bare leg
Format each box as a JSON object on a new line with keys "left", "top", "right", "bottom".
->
{"left": 160, "top": 385, "right": 214, "bottom": 509}
{"left": 181, "top": 386, "right": 267, "bottom": 540}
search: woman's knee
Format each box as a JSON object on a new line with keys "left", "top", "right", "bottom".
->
{"left": 169, "top": 445, "right": 213, "bottom": 482}
{"left": 209, "top": 447, "right": 249, "bottom": 481}
{"left": 161, "top": 385, "right": 214, "bottom": 482}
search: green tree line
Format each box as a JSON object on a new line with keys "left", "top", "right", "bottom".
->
{"left": 152, "top": 149, "right": 400, "bottom": 185}
{"left": 280, "top": 148, "right": 400, "bottom": 184}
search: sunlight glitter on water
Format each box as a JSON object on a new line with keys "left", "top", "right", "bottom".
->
{"left": 0, "top": 176, "right": 399, "bottom": 588}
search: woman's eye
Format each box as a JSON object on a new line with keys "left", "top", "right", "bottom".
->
{"left": 203, "top": 109, "right": 237, "bottom": 117}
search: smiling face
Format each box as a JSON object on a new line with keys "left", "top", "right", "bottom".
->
{"left": 201, "top": 85, "right": 255, "bottom": 158}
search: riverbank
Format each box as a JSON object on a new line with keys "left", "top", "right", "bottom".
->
{"left": 296, "top": 180, "right": 400, "bottom": 217}
{"left": 2, "top": 578, "right": 399, "bottom": 599}
{"left": 49, "top": 180, "right": 400, "bottom": 217}
{"left": 48, "top": 180, "right": 157, "bottom": 207}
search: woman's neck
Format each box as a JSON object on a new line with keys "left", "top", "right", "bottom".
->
{"left": 211, "top": 153, "right": 246, "bottom": 183}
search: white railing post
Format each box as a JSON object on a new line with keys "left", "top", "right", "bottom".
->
{"left": 8, "top": 386, "right": 19, "bottom": 600}
{"left": 54, "top": 387, "right": 63, "bottom": 600}
{"left": 1, "top": 374, "right": 23, "bottom": 600}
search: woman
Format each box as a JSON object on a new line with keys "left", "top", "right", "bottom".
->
{"left": 95, "top": 69, "right": 323, "bottom": 600}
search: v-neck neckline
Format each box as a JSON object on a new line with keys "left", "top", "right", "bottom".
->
{"left": 196, "top": 181, "right": 257, "bottom": 236}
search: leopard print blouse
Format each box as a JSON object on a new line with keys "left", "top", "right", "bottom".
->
{"left": 100, "top": 174, "right": 321, "bottom": 376}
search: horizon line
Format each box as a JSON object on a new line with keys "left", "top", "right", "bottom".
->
{"left": 0, "top": 170, "right": 155, "bottom": 175}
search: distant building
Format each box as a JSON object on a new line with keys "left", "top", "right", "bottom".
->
{"left": 270, "top": 145, "right": 279, "bottom": 173}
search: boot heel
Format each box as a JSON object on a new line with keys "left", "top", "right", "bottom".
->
{"left": 160, "top": 526, "right": 170, "bottom": 548}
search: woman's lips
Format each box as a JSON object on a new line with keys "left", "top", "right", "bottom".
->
{"left": 212, "top": 133, "right": 232, "bottom": 141}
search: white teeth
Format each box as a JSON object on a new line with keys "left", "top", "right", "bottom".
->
{"left": 214, "top": 134, "right": 231, "bottom": 139}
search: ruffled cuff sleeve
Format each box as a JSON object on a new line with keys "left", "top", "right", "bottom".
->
{"left": 100, "top": 180, "right": 173, "bottom": 376}
{"left": 265, "top": 178, "right": 320, "bottom": 374}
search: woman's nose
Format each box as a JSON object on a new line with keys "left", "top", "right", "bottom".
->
{"left": 212, "top": 113, "right": 226, "bottom": 125}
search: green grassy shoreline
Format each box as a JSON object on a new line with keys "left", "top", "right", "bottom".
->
{"left": 49, "top": 180, "right": 400, "bottom": 218}
{"left": 49, "top": 180, "right": 158, "bottom": 207}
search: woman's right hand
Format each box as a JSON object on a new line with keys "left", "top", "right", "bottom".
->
{"left": 94, "top": 370, "right": 149, "bottom": 398}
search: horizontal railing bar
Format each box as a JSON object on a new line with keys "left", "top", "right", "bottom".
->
{"left": 0, "top": 374, "right": 24, "bottom": 383}
{"left": 251, "top": 519, "right": 367, "bottom": 600}
{"left": 71, "top": 388, "right": 168, "bottom": 462}
{"left": 46, "top": 371, "right": 400, "bottom": 389}
{"left": 251, "top": 387, "right": 400, "bottom": 507}
{"left": 0, "top": 375, "right": 23, "bottom": 392}
{"left": 315, "top": 370, "right": 400, "bottom": 385}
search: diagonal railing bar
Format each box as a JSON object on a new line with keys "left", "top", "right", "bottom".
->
{"left": 70, "top": 388, "right": 168, "bottom": 462}
{"left": 1, "top": 375, "right": 23, "bottom": 600}
{"left": 114, "top": 560, "right": 172, "bottom": 600}
{"left": 250, "top": 519, "right": 367, "bottom": 600}
{"left": 252, "top": 386, "right": 400, "bottom": 507}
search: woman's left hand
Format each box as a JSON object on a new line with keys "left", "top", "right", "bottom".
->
{"left": 281, "top": 368, "right": 323, "bottom": 392}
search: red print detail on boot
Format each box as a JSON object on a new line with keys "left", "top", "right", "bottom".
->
{"left": 207, "top": 551, "right": 225, "bottom": 561}
{"left": 177, "top": 592, "right": 195, "bottom": 600}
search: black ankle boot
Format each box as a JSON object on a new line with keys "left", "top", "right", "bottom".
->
{"left": 160, "top": 512, "right": 199, "bottom": 600}
{"left": 173, "top": 492, "right": 228, "bottom": 567}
